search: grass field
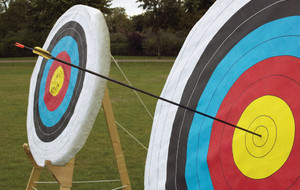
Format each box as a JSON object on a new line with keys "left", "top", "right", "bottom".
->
{"left": 0, "top": 57, "right": 174, "bottom": 189}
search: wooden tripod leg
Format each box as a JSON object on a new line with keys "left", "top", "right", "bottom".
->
{"left": 102, "top": 87, "right": 132, "bottom": 190}
{"left": 45, "top": 158, "right": 75, "bottom": 190}
{"left": 24, "top": 144, "right": 75, "bottom": 190}
{"left": 23, "top": 143, "right": 43, "bottom": 190}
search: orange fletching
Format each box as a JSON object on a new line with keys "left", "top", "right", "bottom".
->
{"left": 15, "top": 42, "right": 24, "bottom": 48}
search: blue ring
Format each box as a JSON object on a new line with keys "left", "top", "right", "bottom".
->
{"left": 38, "top": 36, "right": 79, "bottom": 127}
{"left": 185, "top": 16, "right": 300, "bottom": 189}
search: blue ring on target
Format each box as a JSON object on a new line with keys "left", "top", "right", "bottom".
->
{"left": 185, "top": 16, "right": 300, "bottom": 189}
{"left": 38, "top": 36, "right": 79, "bottom": 127}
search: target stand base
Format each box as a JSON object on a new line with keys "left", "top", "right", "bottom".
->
{"left": 102, "top": 87, "right": 131, "bottom": 190}
{"left": 23, "top": 143, "right": 75, "bottom": 190}
{"left": 23, "top": 87, "right": 131, "bottom": 190}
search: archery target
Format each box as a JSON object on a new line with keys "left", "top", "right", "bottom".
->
{"left": 145, "top": 0, "right": 300, "bottom": 189}
{"left": 27, "top": 5, "right": 110, "bottom": 166}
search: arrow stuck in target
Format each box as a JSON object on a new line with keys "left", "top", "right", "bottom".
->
{"left": 15, "top": 42, "right": 261, "bottom": 137}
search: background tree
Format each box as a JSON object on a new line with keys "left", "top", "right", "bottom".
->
{"left": 0, "top": 0, "right": 30, "bottom": 57}
{"left": 137, "top": 0, "right": 162, "bottom": 58}
{"left": 0, "top": 0, "right": 9, "bottom": 12}
{"left": 176, "top": 0, "right": 215, "bottom": 34}
{"left": 27, "top": 0, "right": 112, "bottom": 46}
{"left": 0, "top": 0, "right": 216, "bottom": 57}
{"left": 106, "top": 7, "right": 132, "bottom": 55}
{"left": 106, "top": 7, "right": 131, "bottom": 33}
{"left": 131, "top": 14, "right": 146, "bottom": 32}
{"left": 136, "top": 0, "right": 185, "bottom": 58}
{"left": 0, "top": 0, "right": 112, "bottom": 57}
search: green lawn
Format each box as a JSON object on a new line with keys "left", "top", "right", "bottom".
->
{"left": 0, "top": 57, "right": 173, "bottom": 189}
{"left": 0, "top": 57, "right": 37, "bottom": 61}
{"left": 112, "top": 55, "right": 175, "bottom": 60}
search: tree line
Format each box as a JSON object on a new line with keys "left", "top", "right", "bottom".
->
{"left": 0, "top": 0, "right": 214, "bottom": 58}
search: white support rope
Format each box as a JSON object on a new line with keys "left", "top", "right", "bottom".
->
{"left": 111, "top": 185, "right": 127, "bottom": 190}
{"left": 111, "top": 55, "right": 154, "bottom": 120}
{"left": 33, "top": 179, "right": 120, "bottom": 184}
{"left": 72, "top": 179, "right": 120, "bottom": 183}
{"left": 100, "top": 108, "right": 148, "bottom": 150}
{"left": 115, "top": 120, "right": 148, "bottom": 151}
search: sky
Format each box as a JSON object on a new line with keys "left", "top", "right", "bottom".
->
{"left": 111, "top": 0, "right": 145, "bottom": 16}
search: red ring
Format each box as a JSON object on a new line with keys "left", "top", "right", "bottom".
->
{"left": 207, "top": 56, "right": 300, "bottom": 189}
{"left": 44, "top": 51, "right": 71, "bottom": 111}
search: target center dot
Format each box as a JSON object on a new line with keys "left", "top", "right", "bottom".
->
{"left": 253, "top": 126, "right": 268, "bottom": 147}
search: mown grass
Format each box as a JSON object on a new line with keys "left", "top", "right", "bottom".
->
{"left": 113, "top": 55, "right": 175, "bottom": 60}
{"left": 0, "top": 57, "right": 173, "bottom": 189}
{"left": 0, "top": 57, "right": 37, "bottom": 61}
{"left": 0, "top": 56, "right": 174, "bottom": 61}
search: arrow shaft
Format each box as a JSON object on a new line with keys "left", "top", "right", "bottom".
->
{"left": 52, "top": 55, "right": 261, "bottom": 137}
{"left": 15, "top": 43, "right": 261, "bottom": 137}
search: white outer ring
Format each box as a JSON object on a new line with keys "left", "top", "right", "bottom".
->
{"left": 27, "top": 5, "right": 110, "bottom": 166}
{"left": 144, "top": 0, "right": 250, "bottom": 189}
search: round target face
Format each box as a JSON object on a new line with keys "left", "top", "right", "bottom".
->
{"left": 27, "top": 5, "right": 110, "bottom": 166}
{"left": 145, "top": 0, "right": 300, "bottom": 189}
{"left": 34, "top": 21, "right": 87, "bottom": 142}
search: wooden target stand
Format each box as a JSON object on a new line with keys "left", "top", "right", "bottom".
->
{"left": 24, "top": 87, "right": 131, "bottom": 190}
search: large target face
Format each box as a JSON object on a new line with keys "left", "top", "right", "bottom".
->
{"left": 145, "top": 0, "right": 300, "bottom": 189}
{"left": 27, "top": 5, "right": 110, "bottom": 166}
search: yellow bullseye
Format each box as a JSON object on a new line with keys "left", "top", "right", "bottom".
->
{"left": 232, "top": 95, "right": 295, "bottom": 179}
{"left": 50, "top": 66, "right": 64, "bottom": 96}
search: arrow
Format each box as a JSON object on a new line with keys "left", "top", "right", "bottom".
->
{"left": 15, "top": 42, "right": 53, "bottom": 59}
{"left": 15, "top": 42, "right": 261, "bottom": 137}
